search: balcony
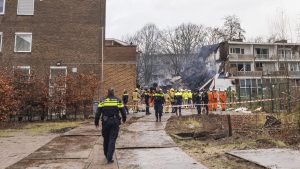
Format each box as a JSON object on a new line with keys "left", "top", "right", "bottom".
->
{"left": 237, "top": 71, "right": 263, "bottom": 77}
{"left": 289, "top": 71, "right": 300, "bottom": 78}
{"left": 263, "top": 71, "right": 288, "bottom": 77}
{"left": 255, "top": 54, "right": 277, "bottom": 61}
{"left": 228, "top": 54, "right": 254, "bottom": 61}
{"left": 278, "top": 54, "right": 300, "bottom": 61}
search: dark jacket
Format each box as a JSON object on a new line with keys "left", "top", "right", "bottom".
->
{"left": 144, "top": 92, "right": 150, "bottom": 104}
{"left": 174, "top": 92, "right": 183, "bottom": 104}
{"left": 202, "top": 92, "right": 209, "bottom": 103}
{"left": 193, "top": 92, "right": 201, "bottom": 104}
{"left": 95, "top": 96, "right": 126, "bottom": 126}
{"left": 154, "top": 93, "right": 165, "bottom": 105}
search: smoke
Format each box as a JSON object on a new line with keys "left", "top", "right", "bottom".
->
{"left": 181, "top": 44, "right": 220, "bottom": 90}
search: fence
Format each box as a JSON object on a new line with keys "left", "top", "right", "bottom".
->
{"left": 226, "top": 80, "right": 300, "bottom": 113}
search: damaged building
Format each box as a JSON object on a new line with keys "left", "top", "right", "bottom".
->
{"left": 209, "top": 40, "right": 300, "bottom": 98}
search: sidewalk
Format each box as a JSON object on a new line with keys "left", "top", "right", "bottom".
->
{"left": 7, "top": 112, "right": 207, "bottom": 169}
{"left": 116, "top": 113, "right": 208, "bottom": 169}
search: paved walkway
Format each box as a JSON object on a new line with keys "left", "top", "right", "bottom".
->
{"left": 7, "top": 112, "right": 207, "bottom": 169}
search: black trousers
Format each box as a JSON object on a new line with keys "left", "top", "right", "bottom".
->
{"left": 196, "top": 105, "right": 201, "bottom": 114}
{"left": 145, "top": 101, "right": 150, "bottom": 114}
{"left": 124, "top": 103, "right": 129, "bottom": 114}
{"left": 154, "top": 104, "right": 163, "bottom": 119}
{"left": 171, "top": 102, "right": 176, "bottom": 113}
{"left": 174, "top": 103, "right": 182, "bottom": 116}
{"left": 102, "top": 120, "right": 120, "bottom": 161}
{"left": 203, "top": 101, "right": 209, "bottom": 115}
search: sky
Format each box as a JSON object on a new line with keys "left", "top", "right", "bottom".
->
{"left": 106, "top": 0, "right": 300, "bottom": 42}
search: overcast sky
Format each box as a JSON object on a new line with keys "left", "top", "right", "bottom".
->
{"left": 106, "top": 0, "right": 300, "bottom": 41}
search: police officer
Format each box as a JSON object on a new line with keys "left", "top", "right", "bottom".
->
{"left": 193, "top": 89, "right": 201, "bottom": 115}
{"left": 174, "top": 90, "right": 183, "bottom": 116}
{"left": 122, "top": 89, "right": 129, "bottom": 114}
{"left": 144, "top": 88, "right": 151, "bottom": 115}
{"left": 202, "top": 90, "right": 209, "bottom": 115}
{"left": 95, "top": 88, "right": 126, "bottom": 163}
{"left": 154, "top": 88, "right": 165, "bottom": 122}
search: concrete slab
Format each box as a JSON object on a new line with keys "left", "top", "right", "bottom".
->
{"left": 117, "top": 130, "right": 176, "bottom": 149}
{"left": 27, "top": 136, "right": 98, "bottom": 159}
{"left": 86, "top": 140, "right": 118, "bottom": 169}
{"left": 228, "top": 149, "right": 300, "bottom": 169}
{"left": 136, "top": 114, "right": 171, "bottom": 122}
{"left": 63, "top": 125, "right": 101, "bottom": 136}
{"left": 127, "top": 121, "right": 166, "bottom": 132}
{"left": 0, "top": 134, "right": 57, "bottom": 169}
{"left": 117, "top": 147, "right": 208, "bottom": 169}
{"left": 7, "top": 159, "right": 87, "bottom": 169}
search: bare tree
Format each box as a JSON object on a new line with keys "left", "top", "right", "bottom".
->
{"left": 221, "top": 15, "right": 246, "bottom": 41}
{"left": 269, "top": 10, "right": 292, "bottom": 42}
{"left": 160, "top": 23, "right": 207, "bottom": 75}
{"left": 125, "top": 24, "right": 161, "bottom": 85}
{"left": 206, "top": 27, "right": 224, "bottom": 45}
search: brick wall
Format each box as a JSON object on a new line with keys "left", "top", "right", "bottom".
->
{"left": 102, "top": 64, "right": 136, "bottom": 102}
{"left": 0, "top": 0, "right": 106, "bottom": 79}
{"left": 101, "top": 44, "right": 137, "bottom": 103}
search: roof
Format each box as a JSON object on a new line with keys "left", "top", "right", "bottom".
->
{"left": 228, "top": 41, "right": 300, "bottom": 46}
{"left": 105, "top": 38, "right": 132, "bottom": 47}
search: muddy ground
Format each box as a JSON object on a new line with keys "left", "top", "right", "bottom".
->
{"left": 166, "top": 114, "right": 300, "bottom": 169}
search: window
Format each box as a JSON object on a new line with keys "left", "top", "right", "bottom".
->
{"left": 17, "top": 0, "right": 34, "bottom": 15}
{"left": 256, "top": 62, "right": 263, "bottom": 68}
{"left": 289, "top": 63, "right": 298, "bottom": 72}
{"left": 13, "top": 66, "right": 31, "bottom": 82}
{"left": 49, "top": 66, "right": 67, "bottom": 96}
{"left": 230, "top": 48, "right": 244, "bottom": 54}
{"left": 0, "top": 32, "right": 2, "bottom": 52}
{"left": 0, "top": 0, "right": 5, "bottom": 14}
{"left": 255, "top": 48, "right": 269, "bottom": 58}
{"left": 245, "top": 64, "right": 251, "bottom": 71}
{"left": 239, "top": 79, "right": 261, "bottom": 97}
{"left": 278, "top": 48, "right": 292, "bottom": 59}
{"left": 15, "top": 33, "right": 32, "bottom": 52}
{"left": 235, "top": 63, "right": 251, "bottom": 72}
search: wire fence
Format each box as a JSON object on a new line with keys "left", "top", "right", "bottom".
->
{"left": 226, "top": 81, "right": 300, "bottom": 113}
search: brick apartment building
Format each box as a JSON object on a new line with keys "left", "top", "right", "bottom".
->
{"left": 0, "top": 0, "right": 137, "bottom": 104}
{"left": 104, "top": 39, "right": 137, "bottom": 101}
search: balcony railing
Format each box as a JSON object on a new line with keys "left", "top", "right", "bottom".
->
{"left": 228, "top": 54, "right": 254, "bottom": 61}
{"left": 278, "top": 54, "right": 300, "bottom": 61}
{"left": 237, "top": 71, "right": 263, "bottom": 77}
{"left": 263, "top": 71, "right": 288, "bottom": 76}
{"left": 289, "top": 71, "right": 300, "bottom": 77}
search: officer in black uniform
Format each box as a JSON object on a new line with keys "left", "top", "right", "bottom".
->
{"left": 95, "top": 88, "right": 126, "bottom": 164}
{"left": 154, "top": 88, "right": 165, "bottom": 122}
{"left": 202, "top": 89, "right": 209, "bottom": 115}
{"left": 193, "top": 89, "right": 201, "bottom": 115}
{"left": 144, "top": 88, "right": 151, "bottom": 115}
{"left": 122, "top": 89, "right": 129, "bottom": 114}
{"left": 174, "top": 90, "right": 183, "bottom": 116}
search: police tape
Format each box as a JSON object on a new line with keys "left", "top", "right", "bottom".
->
{"left": 123, "top": 98, "right": 284, "bottom": 108}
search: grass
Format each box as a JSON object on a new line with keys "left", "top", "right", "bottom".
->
{"left": 0, "top": 121, "right": 83, "bottom": 137}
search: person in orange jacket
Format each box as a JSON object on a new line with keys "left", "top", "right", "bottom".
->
{"left": 219, "top": 90, "right": 227, "bottom": 111}
{"left": 213, "top": 89, "right": 218, "bottom": 111}
{"left": 208, "top": 89, "right": 213, "bottom": 111}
